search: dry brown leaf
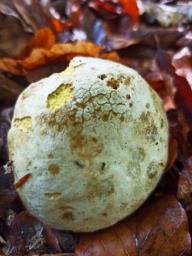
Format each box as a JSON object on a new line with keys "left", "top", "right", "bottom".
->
{"left": 177, "top": 156, "right": 192, "bottom": 207}
{"left": 0, "top": 13, "right": 32, "bottom": 58}
{"left": 20, "top": 28, "right": 56, "bottom": 58}
{"left": 75, "top": 195, "right": 191, "bottom": 256}
{"left": 0, "top": 59, "right": 22, "bottom": 76}
{"left": 165, "top": 136, "right": 177, "bottom": 172}
{"left": 172, "top": 47, "right": 192, "bottom": 87}
{"left": 0, "top": 28, "right": 119, "bottom": 81}
{"left": 44, "top": 226, "right": 78, "bottom": 254}
{"left": 0, "top": 0, "right": 32, "bottom": 32}
{"left": 20, "top": 41, "right": 119, "bottom": 71}
{"left": 12, "top": 0, "right": 53, "bottom": 32}
{"left": 44, "top": 226, "right": 62, "bottom": 253}
{"left": 0, "top": 73, "right": 24, "bottom": 103}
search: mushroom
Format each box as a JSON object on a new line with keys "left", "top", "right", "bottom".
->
{"left": 8, "top": 57, "right": 168, "bottom": 232}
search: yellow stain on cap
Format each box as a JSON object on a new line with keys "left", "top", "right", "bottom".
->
{"left": 44, "top": 192, "right": 61, "bottom": 199}
{"left": 14, "top": 116, "right": 32, "bottom": 132}
{"left": 47, "top": 83, "right": 73, "bottom": 110}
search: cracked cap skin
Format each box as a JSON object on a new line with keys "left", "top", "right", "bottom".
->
{"left": 8, "top": 57, "right": 168, "bottom": 232}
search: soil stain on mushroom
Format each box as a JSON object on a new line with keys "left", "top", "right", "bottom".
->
{"left": 70, "top": 135, "right": 103, "bottom": 160}
{"left": 86, "top": 175, "right": 115, "bottom": 200}
{"left": 48, "top": 164, "right": 60, "bottom": 175}
{"left": 48, "top": 153, "right": 54, "bottom": 159}
{"left": 44, "top": 192, "right": 61, "bottom": 199}
{"left": 59, "top": 205, "right": 75, "bottom": 220}
{"left": 107, "top": 78, "right": 119, "bottom": 90}
{"left": 134, "top": 111, "right": 158, "bottom": 143}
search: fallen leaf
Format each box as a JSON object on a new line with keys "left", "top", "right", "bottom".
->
{"left": 92, "top": 15, "right": 139, "bottom": 51}
{"left": 44, "top": 226, "right": 62, "bottom": 253}
{"left": 2, "top": 210, "right": 46, "bottom": 255}
{"left": 0, "top": 0, "right": 33, "bottom": 32}
{"left": 20, "top": 40, "right": 119, "bottom": 71}
{"left": 172, "top": 47, "right": 192, "bottom": 87}
{"left": 145, "top": 60, "right": 174, "bottom": 101}
{"left": 177, "top": 156, "right": 192, "bottom": 207}
{"left": 177, "top": 31, "right": 192, "bottom": 48}
{"left": 0, "top": 189, "right": 17, "bottom": 208}
{"left": 0, "top": 73, "right": 24, "bottom": 103}
{"left": 0, "top": 38, "right": 119, "bottom": 81}
{"left": 50, "top": 18, "right": 68, "bottom": 33}
{"left": 143, "top": 3, "right": 192, "bottom": 27}
{"left": 89, "top": 1, "right": 117, "bottom": 15}
{"left": 86, "top": 0, "right": 140, "bottom": 20}
{"left": 119, "top": 0, "right": 140, "bottom": 19}
{"left": 44, "top": 0, "right": 82, "bottom": 32}
{"left": 45, "top": 226, "right": 78, "bottom": 254}
{"left": 25, "top": 62, "right": 69, "bottom": 83}
{"left": 84, "top": 0, "right": 122, "bottom": 21}
{"left": 0, "top": 59, "right": 22, "bottom": 76}
{"left": 15, "top": 173, "right": 32, "bottom": 189}
{"left": 167, "top": 109, "right": 192, "bottom": 158}
{"left": 157, "top": 47, "right": 192, "bottom": 126}
{"left": 0, "top": 13, "right": 32, "bottom": 58}
{"left": 12, "top": 0, "right": 51, "bottom": 31}
{"left": 20, "top": 28, "right": 56, "bottom": 58}
{"left": 87, "top": 1, "right": 119, "bottom": 20}
{"left": 75, "top": 196, "right": 191, "bottom": 256}
{"left": 174, "top": 75, "right": 192, "bottom": 126}
{"left": 53, "top": 231, "right": 77, "bottom": 253}
{"left": 166, "top": 136, "right": 177, "bottom": 171}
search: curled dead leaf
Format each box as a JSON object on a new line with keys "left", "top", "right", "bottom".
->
{"left": 20, "top": 40, "right": 119, "bottom": 71}
{"left": 20, "top": 28, "right": 56, "bottom": 58}
{"left": 0, "top": 27, "right": 119, "bottom": 75}
{"left": 75, "top": 196, "right": 191, "bottom": 256}
{"left": 0, "top": 59, "right": 22, "bottom": 76}
{"left": 0, "top": 35, "right": 119, "bottom": 82}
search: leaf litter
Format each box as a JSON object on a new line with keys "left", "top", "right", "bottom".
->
{"left": 0, "top": 0, "right": 192, "bottom": 255}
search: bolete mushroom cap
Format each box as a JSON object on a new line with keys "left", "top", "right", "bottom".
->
{"left": 8, "top": 57, "right": 168, "bottom": 232}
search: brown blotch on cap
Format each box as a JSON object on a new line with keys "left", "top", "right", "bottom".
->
{"left": 48, "top": 164, "right": 60, "bottom": 175}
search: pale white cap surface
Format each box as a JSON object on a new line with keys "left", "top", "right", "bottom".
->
{"left": 8, "top": 57, "right": 168, "bottom": 232}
